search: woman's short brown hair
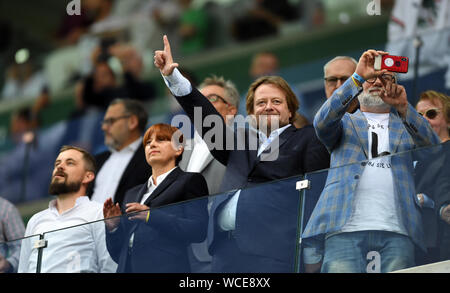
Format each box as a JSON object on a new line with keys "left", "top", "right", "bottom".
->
{"left": 245, "top": 76, "right": 299, "bottom": 124}
{"left": 142, "top": 124, "right": 184, "bottom": 165}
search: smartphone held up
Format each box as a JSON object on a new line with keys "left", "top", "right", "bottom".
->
{"left": 374, "top": 55, "right": 409, "bottom": 73}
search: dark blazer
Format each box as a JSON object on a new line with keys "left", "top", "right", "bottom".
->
{"left": 105, "top": 167, "right": 209, "bottom": 273}
{"left": 88, "top": 144, "right": 152, "bottom": 207}
{"left": 175, "top": 87, "right": 330, "bottom": 270}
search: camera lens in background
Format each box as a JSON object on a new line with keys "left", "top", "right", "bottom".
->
{"left": 401, "top": 58, "right": 407, "bottom": 61}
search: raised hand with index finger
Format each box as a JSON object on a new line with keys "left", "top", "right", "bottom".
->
{"left": 154, "top": 35, "right": 179, "bottom": 76}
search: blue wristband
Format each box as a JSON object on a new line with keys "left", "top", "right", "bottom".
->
{"left": 352, "top": 72, "right": 365, "bottom": 85}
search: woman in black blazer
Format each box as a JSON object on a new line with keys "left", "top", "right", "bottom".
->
{"left": 103, "top": 123, "right": 209, "bottom": 273}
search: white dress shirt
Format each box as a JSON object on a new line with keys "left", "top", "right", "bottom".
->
{"left": 91, "top": 137, "right": 142, "bottom": 204}
{"left": 18, "top": 196, "right": 117, "bottom": 273}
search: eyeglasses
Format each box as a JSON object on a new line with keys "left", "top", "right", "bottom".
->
{"left": 324, "top": 76, "right": 351, "bottom": 86}
{"left": 206, "top": 94, "right": 229, "bottom": 105}
{"left": 366, "top": 74, "right": 396, "bottom": 84}
{"left": 418, "top": 108, "right": 441, "bottom": 120}
{"left": 101, "top": 115, "right": 130, "bottom": 127}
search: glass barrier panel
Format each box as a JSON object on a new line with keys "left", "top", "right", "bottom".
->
{"left": 102, "top": 199, "right": 209, "bottom": 273}
{"left": 17, "top": 142, "right": 450, "bottom": 274}
{"left": 203, "top": 175, "right": 303, "bottom": 273}
{"left": 411, "top": 141, "right": 450, "bottom": 268}
{"left": 35, "top": 174, "right": 304, "bottom": 273}
{"left": 297, "top": 167, "right": 328, "bottom": 273}
{"left": 301, "top": 141, "right": 450, "bottom": 273}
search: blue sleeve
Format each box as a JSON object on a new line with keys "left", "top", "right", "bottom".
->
{"left": 313, "top": 78, "right": 362, "bottom": 152}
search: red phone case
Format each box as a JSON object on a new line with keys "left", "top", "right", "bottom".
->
{"left": 380, "top": 55, "right": 409, "bottom": 73}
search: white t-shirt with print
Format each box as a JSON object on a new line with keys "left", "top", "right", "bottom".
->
{"left": 341, "top": 112, "right": 407, "bottom": 235}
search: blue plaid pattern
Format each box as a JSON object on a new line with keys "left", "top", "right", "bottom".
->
{"left": 302, "top": 78, "right": 441, "bottom": 251}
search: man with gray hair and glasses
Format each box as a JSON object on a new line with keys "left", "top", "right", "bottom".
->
{"left": 88, "top": 99, "right": 151, "bottom": 209}
{"left": 323, "top": 56, "right": 359, "bottom": 113}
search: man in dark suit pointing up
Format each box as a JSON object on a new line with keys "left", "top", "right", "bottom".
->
{"left": 154, "top": 35, "right": 330, "bottom": 272}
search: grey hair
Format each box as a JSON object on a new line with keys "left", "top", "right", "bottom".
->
{"left": 199, "top": 75, "right": 240, "bottom": 109}
{"left": 323, "top": 56, "right": 358, "bottom": 76}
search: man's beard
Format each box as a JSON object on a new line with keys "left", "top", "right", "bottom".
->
{"left": 48, "top": 177, "right": 82, "bottom": 195}
{"left": 358, "top": 88, "right": 390, "bottom": 112}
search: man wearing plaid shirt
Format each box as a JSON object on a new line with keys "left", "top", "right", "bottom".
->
{"left": 0, "top": 197, "right": 25, "bottom": 273}
{"left": 302, "top": 50, "right": 441, "bottom": 273}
